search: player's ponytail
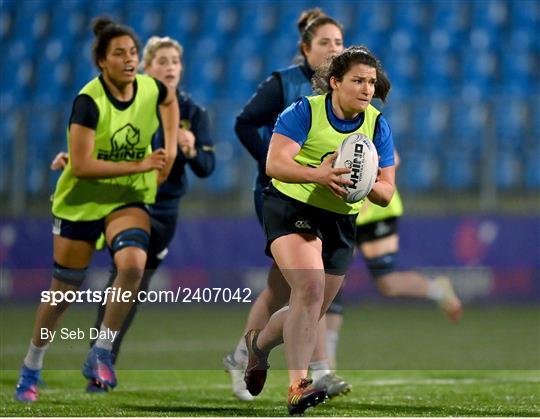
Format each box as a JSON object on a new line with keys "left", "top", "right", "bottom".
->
{"left": 91, "top": 16, "right": 140, "bottom": 71}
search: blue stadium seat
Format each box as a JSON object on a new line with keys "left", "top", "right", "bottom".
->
{"left": 125, "top": 4, "right": 162, "bottom": 42}
{"left": 162, "top": 0, "right": 200, "bottom": 40}
{"left": 524, "top": 148, "right": 540, "bottom": 189}
{"left": 382, "top": 99, "right": 411, "bottom": 143}
{"left": 431, "top": 0, "right": 469, "bottom": 35}
{"left": 400, "top": 149, "right": 438, "bottom": 191}
{"left": 275, "top": 1, "right": 311, "bottom": 35}
{"left": 449, "top": 100, "right": 488, "bottom": 150}
{"left": 471, "top": 0, "right": 509, "bottom": 31}
{"left": 383, "top": 51, "right": 419, "bottom": 100}
{"left": 49, "top": 2, "right": 86, "bottom": 39}
{"left": 25, "top": 150, "right": 48, "bottom": 197}
{"left": 238, "top": 1, "right": 278, "bottom": 38}
{"left": 494, "top": 150, "right": 523, "bottom": 190}
{"left": 89, "top": 0, "right": 123, "bottom": 21}
{"left": 500, "top": 48, "right": 535, "bottom": 96}
{"left": 71, "top": 37, "right": 99, "bottom": 90}
{"left": 393, "top": 1, "right": 430, "bottom": 33}
{"left": 532, "top": 98, "right": 540, "bottom": 139}
{"left": 0, "top": 7, "right": 14, "bottom": 41}
{"left": 6, "top": 35, "right": 35, "bottom": 62}
{"left": 26, "top": 107, "right": 59, "bottom": 150}
{"left": 410, "top": 100, "right": 451, "bottom": 151}
{"left": 198, "top": 1, "right": 239, "bottom": 38}
{"left": 509, "top": 0, "right": 540, "bottom": 31}
{"left": 493, "top": 99, "right": 529, "bottom": 148}
{"left": 439, "top": 149, "right": 478, "bottom": 190}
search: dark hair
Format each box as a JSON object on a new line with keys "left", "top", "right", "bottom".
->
{"left": 313, "top": 45, "right": 392, "bottom": 103}
{"left": 296, "top": 8, "right": 343, "bottom": 59}
{"left": 91, "top": 16, "right": 141, "bottom": 70}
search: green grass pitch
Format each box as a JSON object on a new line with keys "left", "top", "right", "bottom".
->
{"left": 1, "top": 304, "right": 539, "bottom": 416}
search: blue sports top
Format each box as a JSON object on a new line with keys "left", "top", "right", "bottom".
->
{"left": 273, "top": 94, "right": 395, "bottom": 168}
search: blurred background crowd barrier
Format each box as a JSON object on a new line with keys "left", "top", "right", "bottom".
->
{"left": 0, "top": 0, "right": 538, "bottom": 304}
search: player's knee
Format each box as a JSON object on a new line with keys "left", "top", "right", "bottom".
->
{"left": 110, "top": 228, "right": 149, "bottom": 269}
{"left": 50, "top": 262, "right": 87, "bottom": 309}
{"left": 295, "top": 279, "right": 324, "bottom": 308}
{"left": 53, "top": 262, "right": 87, "bottom": 287}
{"left": 366, "top": 253, "right": 397, "bottom": 280}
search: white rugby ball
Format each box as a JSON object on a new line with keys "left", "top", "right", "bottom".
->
{"left": 333, "top": 133, "right": 379, "bottom": 203}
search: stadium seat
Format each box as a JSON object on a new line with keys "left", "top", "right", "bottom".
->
{"left": 524, "top": 149, "right": 540, "bottom": 189}
{"left": 494, "top": 150, "right": 523, "bottom": 190}
{"left": 125, "top": 4, "right": 162, "bottom": 42}
{"left": 49, "top": 2, "right": 86, "bottom": 39}
{"left": 439, "top": 149, "right": 478, "bottom": 191}
{"left": 448, "top": 99, "right": 489, "bottom": 151}
{"left": 410, "top": 100, "right": 451, "bottom": 151}
{"left": 161, "top": 0, "right": 201, "bottom": 40}
{"left": 471, "top": 0, "right": 509, "bottom": 31}
{"left": 400, "top": 149, "right": 438, "bottom": 191}
{"left": 493, "top": 99, "right": 529, "bottom": 148}
{"left": 239, "top": 1, "right": 279, "bottom": 37}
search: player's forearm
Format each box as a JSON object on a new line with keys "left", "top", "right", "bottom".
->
{"left": 266, "top": 155, "right": 319, "bottom": 184}
{"left": 159, "top": 100, "right": 180, "bottom": 175}
{"left": 367, "top": 180, "right": 394, "bottom": 207}
{"left": 71, "top": 158, "right": 146, "bottom": 179}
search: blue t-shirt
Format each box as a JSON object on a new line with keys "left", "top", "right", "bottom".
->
{"left": 273, "top": 96, "right": 395, "bottom": 168}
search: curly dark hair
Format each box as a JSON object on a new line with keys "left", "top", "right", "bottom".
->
{"left": 312, "top": 45, "right": 391, "bottom": 103}
{"left": 91, "top": 16, "right": 140, "bottom": 70}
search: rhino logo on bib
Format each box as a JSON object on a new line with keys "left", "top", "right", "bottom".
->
{"left": 97, "top": 123, "right": 146, "bottom": 161}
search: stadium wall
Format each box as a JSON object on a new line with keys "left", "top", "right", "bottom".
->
{"left": 1, "top": 215, "right": 538, "bottom": 303}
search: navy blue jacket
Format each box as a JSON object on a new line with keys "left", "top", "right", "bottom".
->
{"left": 151, "top": 90, "right": 215, "bottom": 215}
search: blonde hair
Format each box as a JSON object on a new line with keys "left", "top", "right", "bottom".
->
{"left": 142, "top": 36, "right": 184, "bottom": 67}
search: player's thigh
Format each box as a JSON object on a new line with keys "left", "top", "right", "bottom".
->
{"left": 53, "top": 235, "right": 95, "bottom": 269}
{"left": 271, "top": 233, "right": 325, "bottom": 298}
{"left": 267, "top": 261, "right": 291, "bottom": 304}
{"left": 361, "top": 233, "right": 398, "bottom": 258}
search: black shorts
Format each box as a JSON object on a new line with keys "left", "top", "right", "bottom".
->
{"left": 52, "top": 203, "right": 149, "bottom": 242}
{"left": 356, "top": 216, "right": 399, "bottom": 245}
{"left": 262, "top": 184, "right": 357, "bottom": 276}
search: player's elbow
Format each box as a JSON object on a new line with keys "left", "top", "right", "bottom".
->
{"left": 266, "top": 158, "right": 278, "bottom": 179}
{"left": 71, "top": 161, "right": 89, "bottom": 178}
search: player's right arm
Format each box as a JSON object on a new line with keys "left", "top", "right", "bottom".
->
{"left": 69, "top": 123, "right": 167, "bottom": 179}
{"left": 267, "top": 135, "right": 351, "bottom": 199}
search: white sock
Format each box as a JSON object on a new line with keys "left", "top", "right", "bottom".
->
{"left": 94, "top": 324, "right": 116, "bottom": 351}
{"left": 23, "top": 341, "right": 49, "bottom": 370}
{"left": 233, "top": 338, "right": 248, "bottom": 367}
{"left": 310, "top": 360, "right": 331, "bottom": 382}
{"left": 326, "top": 330, "right": 339, "bottom": 370}
{"left": 427, "top": 279, "right": 445, "bottom": 301}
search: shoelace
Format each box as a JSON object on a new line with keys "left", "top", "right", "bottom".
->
{"left": 292, "top": 378, "right": 313, "bottom": 392}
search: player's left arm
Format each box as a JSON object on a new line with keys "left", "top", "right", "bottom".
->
{"left": 368, "top": 115, "right": 395, "bottom": 207}
{"left": 186, "top": 106, "right": 215, "bottom": 178}
{"left": 158, "top": 85, "right": 180, "bottom": 183}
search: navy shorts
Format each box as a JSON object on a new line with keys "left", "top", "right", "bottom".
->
{"left": 262, "top": 184, "right": 357, "bottom": 276}
{"left": 356, "top": 217, "right": 399, "bottom": 245}
{"left": 52, "top": 203, "right": 149, "bottom": 242}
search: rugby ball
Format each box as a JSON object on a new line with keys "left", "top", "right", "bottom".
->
{"left": 333, "top": 133, "right": 378, "bottom": 203}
